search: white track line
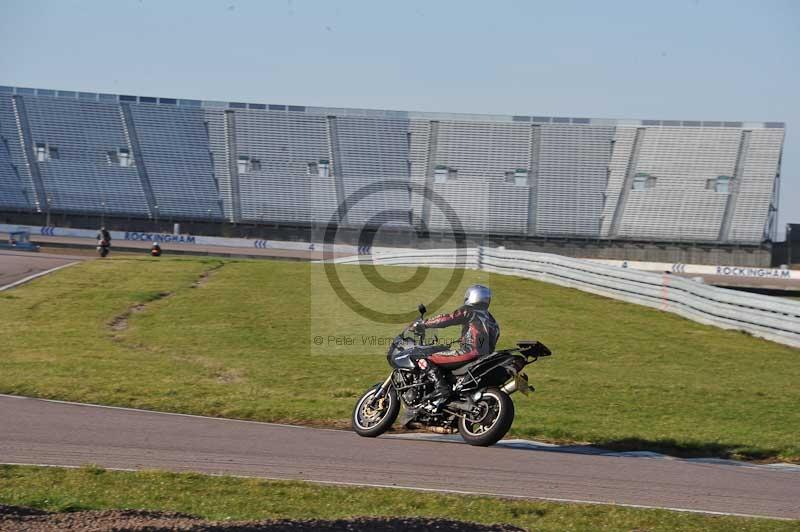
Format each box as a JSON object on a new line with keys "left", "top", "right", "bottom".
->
{"left": 1, "top": 461, "right": 792, "bottom": 521}
{"left": 0, "top": 261, "right": 79, "bottom": 291}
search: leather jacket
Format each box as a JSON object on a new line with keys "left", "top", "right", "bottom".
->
{"left": 421, "top": 305, "right": 500, "bottom": 366}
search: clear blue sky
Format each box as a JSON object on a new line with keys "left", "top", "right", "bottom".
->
{"left": 2, "top": 0, "right": 798, "bottom": 238}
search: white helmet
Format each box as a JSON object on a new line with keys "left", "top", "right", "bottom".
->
{"left": 464, "top": 284, "right": 491, "bottom": 308}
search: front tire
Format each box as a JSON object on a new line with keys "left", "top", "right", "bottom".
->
{"left": 457, "top": 387, "right": 514, "bottom": 447}
{"left": 352, "top": 384, "right": 400, "bottom": 437}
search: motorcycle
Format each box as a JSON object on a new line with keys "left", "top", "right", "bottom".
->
{"left": 352, "top": 304, "right": 552, "bottom": 446}
{"left": 97, "top": 239, "right": 110, "bottom": 258}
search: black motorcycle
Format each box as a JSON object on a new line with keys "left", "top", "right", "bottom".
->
{"left": 97, "top": 239, "right": 110, "bottom": 258}
{"left": 352, "top": 304, "right": 552, "bottom": 446}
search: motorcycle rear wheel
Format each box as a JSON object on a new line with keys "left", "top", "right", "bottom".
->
{"left": 457, "top": 387, "right": 514, "bottom": 447}
{"left": 352, "top": 384, "right": 400, "bottom": 437}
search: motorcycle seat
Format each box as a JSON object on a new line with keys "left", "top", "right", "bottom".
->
{"left": 447, "top": 350, "right": 507, "bottom": 376}
{"left": 448, "top": 358, "right": 482, "bottom": 376}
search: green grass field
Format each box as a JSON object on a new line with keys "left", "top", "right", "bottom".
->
{"left": 0, "top": 465, "right": 793, "bottom": 531}
{"left": 1, "top": 256, "right": 798, "bottom": 461}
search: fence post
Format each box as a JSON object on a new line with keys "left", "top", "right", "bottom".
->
{"left": 661, "top": 271, "right": 671, "bottom": 310}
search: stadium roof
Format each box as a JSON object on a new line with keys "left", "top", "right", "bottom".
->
{"left": 0, "top": 85, "right": 783, "bottom": 130}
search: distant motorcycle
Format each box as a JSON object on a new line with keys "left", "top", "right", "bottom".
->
{"left": 97, "top": 239, "right": 110, "bottom": 258}
{"left": 353, "top": 304, "right": 552, "bottom": 446}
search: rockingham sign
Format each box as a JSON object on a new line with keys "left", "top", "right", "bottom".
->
{"left": 715, "top": 266, "right": 792, "bottom": 279}
{"left": 589, "top": 259, "right": 799, "bottom": 280}
{"left": 123, "top": 231, "right": 197, "bottom": 244}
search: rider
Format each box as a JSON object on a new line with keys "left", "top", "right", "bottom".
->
{"left": 411, "top": 284, "right": 500, "bottom": 405}
{"left": 96, "top": 226, "right": 111, "bottom": 246}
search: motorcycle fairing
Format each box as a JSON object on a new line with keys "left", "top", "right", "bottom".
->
{"left": 388, "top": 349, "right": 415, "bottom": 370}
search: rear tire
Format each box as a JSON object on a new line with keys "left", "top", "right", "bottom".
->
{"left": 457, "top": 387, "right": 514, "bottom": 447}
{"left": 352, "top": 384, "right": 400, "bottom": 438}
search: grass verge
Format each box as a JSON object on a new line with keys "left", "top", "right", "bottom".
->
{"left": 0, "top": 465, "right": 794, "bottom": 531}
{"left": 0, "top": 257, "right": 798, "bottom": 461}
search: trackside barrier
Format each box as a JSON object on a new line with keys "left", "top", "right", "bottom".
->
{"left": 588, "top": 259, "right": 800, "bottom": 280}
{"left": 337, "top": 247, "right": 482, "bottom": 269}
{"left": 0, "top": 224, "right": 358, "bottom": 254}
{"left": 332, "top": 247, "right": 800, "bottom": 349}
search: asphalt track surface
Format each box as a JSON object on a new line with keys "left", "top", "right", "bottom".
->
{"left": 0, "top": 250, "right": 83, "bottom": 288}
{"left": 1, "top": 396, "right": 798, "bottom": 520}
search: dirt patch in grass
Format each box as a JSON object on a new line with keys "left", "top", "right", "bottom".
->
{"left": 109, "top": 261, "right": 223, "bottom": 333}
{"left": 108, "top": 294, "right": 171, "bottom": 334}
{"left": 109, "top": 303, "right": 147, "bottom": 332}
{"left": 0, "top": 505, "right": 521, "bottom": 532}
{"left": 108, "top": 262, "right": 223, "bottom": 336}
{"left": 173, "top": 355, "right": 248, "bottom": 386}
{"left": 215, "top": 367, "right": 245, "bottom": 384}
{"left": 192, "top": 262, "right": 225, "bottom": 288}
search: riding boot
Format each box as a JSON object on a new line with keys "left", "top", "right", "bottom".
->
{"left": 427, "top": 365, "right": 451, "bottom": 405}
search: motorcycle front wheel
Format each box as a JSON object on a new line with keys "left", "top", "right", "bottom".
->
{"left": 352, "top": 384, "right": 400, "bottom": 437}
{"left": 457, "top": 387, "right": 514, "bottom": 447}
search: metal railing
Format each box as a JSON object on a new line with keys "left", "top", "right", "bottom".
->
{"left": 333, "top": 246, "right": 800, "bottom": 348}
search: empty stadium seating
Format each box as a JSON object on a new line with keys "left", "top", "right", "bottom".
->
{"left": 335, "top": 116, "right": 410, "bottom": 225}
{"left": 127, "top": 104, "right": 223, "bottom": 219}
{"left": 215, "top": 108, "right": 339, "bottom": 224}
{"left": 0, "top": 94, "right": 37, "bottom": 210}
{"left": 23, "top": 96, "right": 150, "bottom": 216}
{"left": 0, "top": 86, "right": 785, "bottom": 244}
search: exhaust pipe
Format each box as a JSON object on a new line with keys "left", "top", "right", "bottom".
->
{"left": 501, "top": 379, "right": 518, "bottom": 395}
{"left": 447, "top": 400, "right": 473, "bottom": 411}
{"left": 405, "top": 423, "right": 456, "bottom": 434}
{"left": 502, "top": 373, "right": 533, "bottom": 395}
{"left": 427, "top": 426, "right": 457, "bottom": 434}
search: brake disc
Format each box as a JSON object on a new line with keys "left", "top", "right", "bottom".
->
{"left": 363, "top": 395, "right": 386, "bottom": 420}
{"left": 466, "top": 402, "right": 490, "bottom": 425}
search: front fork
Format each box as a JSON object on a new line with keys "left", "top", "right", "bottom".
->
{"left": 369, "top": 373, "right": 394, "bottom": 407}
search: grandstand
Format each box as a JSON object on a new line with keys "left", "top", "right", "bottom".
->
{"left": 0, "top": 85, "right": 785, "bottom": 249}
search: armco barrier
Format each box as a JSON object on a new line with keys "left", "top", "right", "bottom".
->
{"left": 332, "top": 247, "right": 800, "bottom": 348}
{"left": 333, "top": 248, "right": 481, "bottom": 270}
{"left": 0, "top": 224, "right": 358, "bottom": 254}
{"left": 588, "top": 258, "right": 800, "bottom": 280}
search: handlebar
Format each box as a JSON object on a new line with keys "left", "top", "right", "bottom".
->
{"left": 398, "top": 321, "right": 439, "bottom": 347}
